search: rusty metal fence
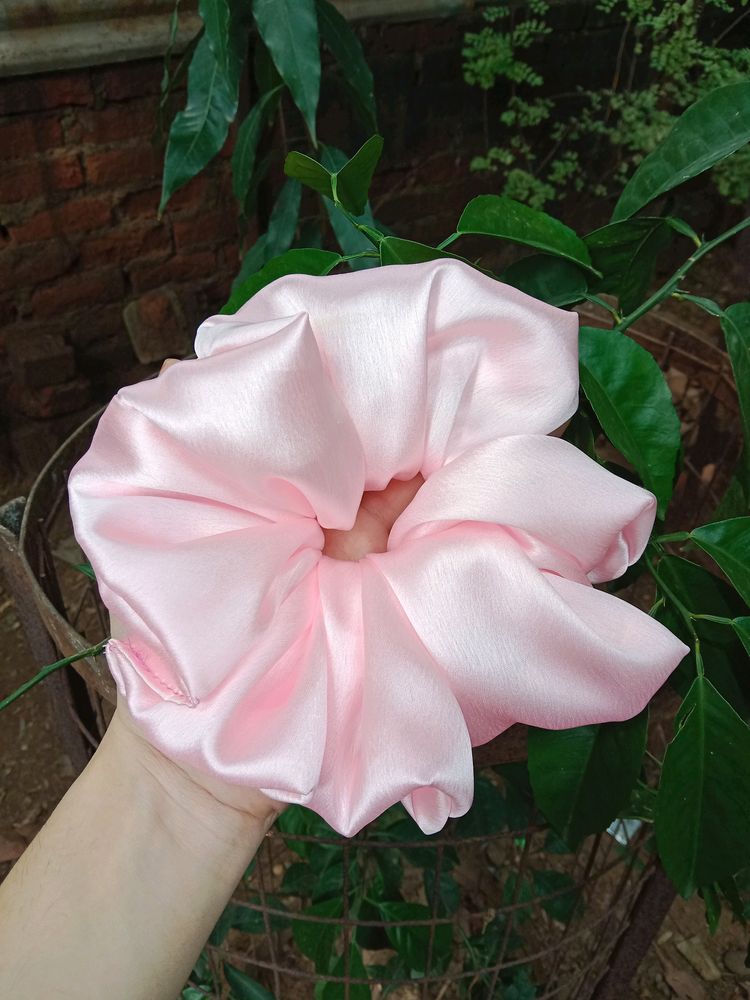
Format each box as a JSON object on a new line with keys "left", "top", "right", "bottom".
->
{"left": 0, "top": 310, "right": 741, "bottom": 998}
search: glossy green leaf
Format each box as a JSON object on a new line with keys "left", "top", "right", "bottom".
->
{"left": 424, "top": 869, "right": 460, "bottom": 915}
{"left": 653, "top": 556, "right": 749, "bottom": 717}
{"left": 160, "top": 33, "right": 240, "bottom": 212}
{"left": 74, "top": 562, "right": 95, "bottom": 580}
{"left": 334, "top": 134, "right": 383, "bottom": 215}
{"left": 722, "top": 304, "right": 750, "bottom": 494}
{"left": 293, "top": 897, "right": 342, "bottom": 969}
{"left": 375, "top": 901, "right": 452, "bottom": 974}
{"left": 457, "top": 194, "right": 594, "bottom": 271}
{"left": 734, "top": 617, "right": 750, "bottom": 657}
{"left": 231, "top": 236, "right": 268, "bottom": 292}
{"left": 692, "top": 517, "right": 750, "bottom": 606}
{"left": 379, "top": 237, "right": 465, "bottom": 266}
{"left": 613, "top": 82, "right": 750, "bottom": 221}
{"left": 500, "top": 254, "right": 588, "bottom": 306}
{"left": 231, "top": 87, "right": 282, "bottom": 212}
{"left": 284, "top": 150, "right": 333, "bottom": 199}
{"left": 224, "top": 964, "right": 276, "bottom": 1000}
{"left": 579, "top": 326, "right": 681, "bottom": 517}
{"left": 585, "top": 218, "right": 672, "bottom": 313}
{"left": 655, "top": 676, "right": 750, "bottom": 896}
{"left": 316, "top": 947, "right": 369, "bottom": 999}
{"left": 200, "top": 0, "right": 242, "bottom": 88}
{"left": 700, "top": 885, "right": 722, "bottom": 935}
{"left": 222, "top": 248, "right": 341, "bottom": 313}
{"left": 252, "top": 0, "right": 320, "bottom": 143}
{"left": 316, "top": 0, "right": 376, "bottom": 131}
{"left": 527, "top": 710, "right": 648, "bottom": 848}
{"left": 454, "top": 775, "right": 508, "bottom": 837}
{"left": 265, "top": 178, "right": 301, "bottom": 259}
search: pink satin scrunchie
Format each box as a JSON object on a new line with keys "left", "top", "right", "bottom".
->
{"left": 68, "top": 259, "right": 687, "bottom": 836}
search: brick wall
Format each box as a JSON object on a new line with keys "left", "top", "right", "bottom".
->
{"left": 0, "top": 59, "right": 239, "bottom": 475}
{"left": 0, "top": 4, "right": 634, "bottom": 479}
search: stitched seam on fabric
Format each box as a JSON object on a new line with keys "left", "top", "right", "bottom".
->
{"left": 114, "top": 638, "right": 198, "bottom": 706}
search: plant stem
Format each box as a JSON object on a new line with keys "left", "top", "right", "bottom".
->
{"left": 0, "top": 641, "right": 107, "bottom": 712}
{"left": 654, "top": 531, "right": 691, "bottom": 544}
{"left": 691, "top": 613, "right": 734, "bottom": 626}
{"left": 436, "top": 232, "right": 460, "bottom": 251}
{"left": 617, "top": 216, "right": 750, "bottom": 332}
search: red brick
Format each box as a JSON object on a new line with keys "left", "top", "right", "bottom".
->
{"left": 68, "top": 303, "right": 125, "bottom": 349}
{"left": 128, "top": 250, "right": 217, "bottom": 293}
{"left": 86, "top": 145, "right": 161, "bottom": 187}
{"left": 0, "top": 72, "right": 93, "bottom": 116}
{"left": 123, "top": 288, "right": 192, "bottom": 363}
{"left": 172, "top": 210, "right": 237, "bottom": 252}
{"left": 167, "top": 173, "right": 213, "bottom": 213}
{"left": 8, "top": 375, "right": 90, "bottom": 418}
{"left": 93, "top": 62, "right": 164, "bottom": 102}
{"left": 66, "top": 100, "right": 156, "bottom": 146}
{"left": 0, "top": 155, "right": 83, "bottom": 202}
{"left": 0, "top": 117, "right": 64, "bottom": 158}
{"left": 6, "top": 332, "right": 75, "bottom": 388}
{"left": 79, "top": 222, "right": 169, "bottom": 268}
{"left": 0, "top": 239, "right": 76, "bottom": 288}
{"left": 10, "top": 196, "right": 113, "bottom": 243}
{"left": 30, "top": 268, "right": 125, "bottom": 318}
{"left": 119, "top": 186, "right": 160, "bottom": 220}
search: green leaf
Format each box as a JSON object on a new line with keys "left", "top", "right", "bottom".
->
{"left": 655, "top": 676, "right": 750, "bottom": 896}
{"left": 579, "top": 326, "right": 681, "bottom": 517}
{"left": 692, "top": 518, "right": 750, "bottom": 607}
{"left": 735, "top": 617, "right": 750, "bottom": 657}
{"left": 653, "top": 556, "right": 750, "bottom": 717}
{"left": 231, "top": 236, "right": 268, "bottom": 292}
{"left": 454, "top": 775, "right": 508, "bottom": 837}
{"left": 316, "top": 0, "right": 376, "bottom": 132}
{"left": 222, "top": 248, "right": 341, "bottom": 313}
{"left": 424, "top": 869, "right": 460, "bottom": 916}
{"left": 265, "top": 178, "right": 301, "bottom": 259}
{"left": 316, "top": 947, "right": 369, "bottom": 999}
{"left": 585, "top": 218, "right": 673, "bottom": 314}
{"left": 293, "top": 898, "right": 342, "bottom": 970}
{"left": 284, "top": 150, "right": 333, "bottom": 199}
{"left": 333, "top": 134, "right": 383, "bottom": 215}
{"left": 527, "top": 711, "right": 648, "bottom": 848}
{"left": 457, "top": 194, "right": 595, "bottom": 272}
{"left": 501, "top": 254, "right": 588, "bottom": 306}
{"left": 224, "top": 964, "right": 276, "bottom": 1000}
{"left": 533, "top": 869, "right": 579, "bottom": 923}
{"left": 199, "top": 0, "right": 243, "bottom": 89}
{"left": 252, "top": 0, "right": 320, "bottom": 143}
{"left": 319, "top": 145, "right": 378, "bottom": 267}
{"left": 74, "top": 562, "right": 95, "bottom": 580}
{"left": 160, "top": 33, "right": 240, "bottom": 212}
{"left": 231, "top": 87, "right": 282, "bottom": 212}
{"left": 374, "top": 901, "right": 452, "bottom": 974}
{"left": 721, "top": 304, "right": 750, "bottom": 494}
{"left": 613, "top": 82, "right": 750, "bottom": 221}
{"left": 700, "top": 884, "right": 722, "bottom": 935}
{"left": 622, "top": 781, "right": 657, "bottom": 823}
{"left": 379, "top": 237, "right": 466, "bottom": 266}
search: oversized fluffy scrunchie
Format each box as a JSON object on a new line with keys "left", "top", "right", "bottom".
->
{"left": 68, "top": 260, "right": 687, "bottom": 836}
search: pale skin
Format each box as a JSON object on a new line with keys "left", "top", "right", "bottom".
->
{"left": 0, "top": 359, "right": 424, "bottom": 1000}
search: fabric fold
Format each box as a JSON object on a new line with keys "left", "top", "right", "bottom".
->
{"left": 389, "top": 434, "right": 656, "bottom": 582}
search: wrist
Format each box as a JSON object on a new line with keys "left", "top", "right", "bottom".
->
{"left": 103, "top": 706, "right": 278, "bottom": 858}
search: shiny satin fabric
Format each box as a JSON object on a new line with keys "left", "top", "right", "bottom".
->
{"left": 68, "top": 260, "right": 687, "bottom": 836}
